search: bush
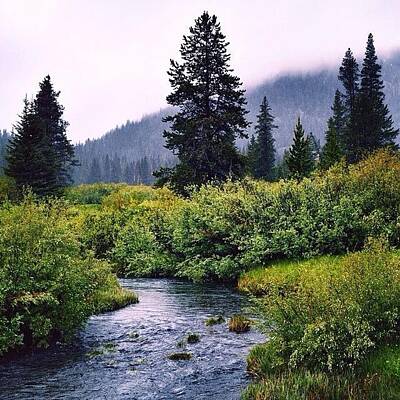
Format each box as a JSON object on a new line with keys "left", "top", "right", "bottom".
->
{"left": 0, "top": 195, "right": 136, "bottom": 355}
{"left": 0, "top": 175, "right": 17, "bottom": 203}
{"left": 168, "top": 150, "right": 400, "bottom": 281}
{"left": 63, "top": 183, "right": 122, "bottom": 205}
{"left": 242, "top": 242, "right": 400, "bottom": 373}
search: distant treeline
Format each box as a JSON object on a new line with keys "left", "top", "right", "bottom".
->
{"left": 73, "top": 153, "right": 175, "bottom": 185}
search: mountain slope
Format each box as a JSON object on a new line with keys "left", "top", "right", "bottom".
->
{"left": 74, "top": 51, "right": 400, "bottom": 183}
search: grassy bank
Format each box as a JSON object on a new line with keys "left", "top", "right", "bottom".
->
{"left": 238, "top": 246, "right": 400, "bottom": 399}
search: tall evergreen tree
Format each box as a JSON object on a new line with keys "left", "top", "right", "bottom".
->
{"left": 331, "top": 89, "right": 346, "bottom": 145}
{"left": 156, "top": 11, "right": 249, "bottom": 195}
{"left": 355, "top": 34, "right": 398, "bottom": 157}
{"left": 5, "top": 98, "right": 48, "bottom": 192}
{"left": 308, "top": 132, "right": 321, "bottom": 162}
{"left": 287, "top": 118, "right": 314, "bottom": 180}
{"left": 87, "top": 157, "right": 101, "bottom": 183}
{"left": 338, "top": 48, "right": 360, "bottom": 162}
{"left": 246, "top": 135, "right": 259, "bottom": 176}
{"left": 275, "top": 150, "right": 290, "bottom": 180}
{"left": 6, "top": 76, "right": 76, "bottom": 195}
{"left": 249, "top": 96, "right": 277, "bottom": 180}
{"left": 320, "top": 118, "right": 343, "bottom": 170}
{"left": 34, "top": 75, "right": 76, "bottom": 189}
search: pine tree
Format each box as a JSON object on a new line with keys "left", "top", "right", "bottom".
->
{"left": 34, "top": 75, "right": 77, "bottom": 189}
{"left": 338, "top": 48, "right": 360, "bottom": 162}
{"left": 156, "top": 11, "right": 249, "bottom": 195}
{"left": 320, "top": 118, "right": 343, "bottom": 170}
{"left": 308, "top": 132, "right": 321, "bottom": 162}
{"left": 246, "top": 135, "right": 259, "bottom": 176}
{"left": 6, "top": 76, "right": 76, "bottom": 195}
{"left": 249, "top": 96, "right": 277, "bottom": 180}
{"left": 331, "top": 89, "right": 346, "bottom": 146}
{"left": 275, "top": 150, "right": 290, "bottom": 180}
{"left": 5, "top": 98, "right": 48, "bottom": 192}
{"left": 87, "top": 157, "right": 101, "bottom": 183}
{"left": 287, "top": 118, "right": 314, "bottom": 180}
{"left": 355, "top": 34, "right": 398, "bottom": 158}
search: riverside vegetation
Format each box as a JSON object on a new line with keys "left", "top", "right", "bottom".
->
{"left": 1, "top": 10, "right": 400, "bottom": 399}
{"left": 1, "top": 149, "right": 399, "bottom": 398}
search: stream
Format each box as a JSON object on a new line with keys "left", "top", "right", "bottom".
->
{"left": 0, "top": 279, "right": 264, "bottom": 399}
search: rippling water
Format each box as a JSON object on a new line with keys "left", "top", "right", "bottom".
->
{"left": 0, "top": 279, "right": 264, "bottom": 399}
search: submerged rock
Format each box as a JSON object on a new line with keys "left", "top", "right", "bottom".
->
{"left": 168, "top": 352, "right": 192, "bottom": 361}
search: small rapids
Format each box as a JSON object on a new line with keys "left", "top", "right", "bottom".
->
{"left": 0, "top": 279, "right": 264, "bottom": 399}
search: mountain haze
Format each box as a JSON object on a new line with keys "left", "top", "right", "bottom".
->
{"left": 72, "top": 50, "right": 400, "bottom": 183}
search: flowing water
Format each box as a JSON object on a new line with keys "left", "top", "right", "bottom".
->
{"left": 0, "top": 279, "right": 264, "bottom": 400}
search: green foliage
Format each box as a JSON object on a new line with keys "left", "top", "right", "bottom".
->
{"left": 320, "top": 117, "right": 344, "bottom": 170}
{"left": 0, "top": 195, "right": 136, "bottom": 355}
{"left": 241, "top": 243, "right": 400, "bottom": 373}
{"left": 6, "top": 76, "right": 76, "bottom": 196}
{"left": 241, "top": 368, "right": 400, "bottom": 400}
{"left": 0, "top": 175, "right": 17, "bottom": 203}
{"left": 228, "top": 314, "right": 251, "bottom": 333}
{"left": 356, "top": 34, "right": 398, "bottom": 156}
{"left": 287, "top": 118, "right": 315, "bottom": 179}
{"left": 63, "top": 183, "right": 121, "bottom": 204}
{"left": 70, "top": 150, "right": 400, "bottom": 283}
{"left": 157, "top": 11, "right": 249, "bottom": 194}
{"left": 337, "top": 36, "right": 398, "bottom": 164}
{"left": 248, "top": 96, "right": 277, "bottom": 181}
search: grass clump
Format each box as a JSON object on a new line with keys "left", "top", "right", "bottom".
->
{"left": 228, "top": 314, "right": 251, "bottom": 333}
{"left": 205, "top": 315, "right": 225, "bottom": 326}
{"left": 168, "top": 352, "right": 192, "bottom": 361}
{"left": 187, "top": 332, "right": 200, "bottom": 343}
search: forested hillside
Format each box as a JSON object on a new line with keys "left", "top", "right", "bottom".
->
{"left": 2, "top": 53, "right": 399, "bottom": 184}
{"left": 72, "top": 51, "right": 400, "bottom": 183}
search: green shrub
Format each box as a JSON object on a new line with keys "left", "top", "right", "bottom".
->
{"left": 63, "top": 183, "right": 121, "bottom": 205}
{"left": 243, "top": 345, "right": 400, "bottom": 400}
{"left": 0, "top": 195, "right": 136, "bottom": 355}
{"left": 0, "top": 175, "right": 17, "bottom": 203}
{"left": 243, "top": 242, "right": 400, "bottom": 373}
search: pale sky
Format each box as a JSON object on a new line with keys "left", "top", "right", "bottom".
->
{"left": 1, "top": 0, "right": 399, "bottom": 143}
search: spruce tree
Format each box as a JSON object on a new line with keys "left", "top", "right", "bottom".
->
{"left": 34, "top": 75, "right": 77, "bottom": 190}
{"left": 331, "top": 89, "right": 346, "bottom": 145}
{"left": 6, "top": 76, "right": 76, "bottom": 195}
{"left": 250, "top": 96, "right": 277, "bottom": 180}
{"left": 156, "top": 11, "right": 249, "bottom": 195}
{"left": 338, "top": 48, "right": 360, "bottom": 162}
{"left": 246, "top": 135, "right": 259, "bottom": 176}
{"left": 287, "top": 118, "right": 314, "bottom": 180}
{"left": 5, "top": 98, "right": 48, "bottom": 192}
{"left": 356, "top": 34, "right": 398, "bottom": 157}
{"left": 308, "top": 132, "right": 321, "bottom": 162}
{"left": 320, "top": 118, "right": 343, "bottom": 169}
{"left": 275, "top": 150, "right": 290, "bottom": 180}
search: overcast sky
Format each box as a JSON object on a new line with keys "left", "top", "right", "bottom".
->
{"left": 1, "top": 0, "right": 399, "bottom": 142}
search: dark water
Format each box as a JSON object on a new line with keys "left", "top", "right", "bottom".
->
{"left": 0, "top": 279, "right": 264, "bottom": 400}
